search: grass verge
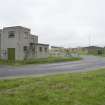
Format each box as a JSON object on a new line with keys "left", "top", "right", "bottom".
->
{"left": 0, "top": 57, "right": 81, "bottom": 66}
{"left": 0, "top": 68, "right": 105, "bottom": 105}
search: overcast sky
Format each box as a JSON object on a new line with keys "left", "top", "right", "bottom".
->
{"left": 0, "top": 0, "right": 105, "bottom": 48}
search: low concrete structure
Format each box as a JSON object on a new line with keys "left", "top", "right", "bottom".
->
{"left": 50, "top": 46, "right": 66, "bottom": 57}
{"left": 0, "top": 26, "right": 49, "bottom": 60}
{"left": 83, "top": 46, "right": 103, "bottom": 55}
{"left": 69, "top": 46, "right": 103, "bottom": 55}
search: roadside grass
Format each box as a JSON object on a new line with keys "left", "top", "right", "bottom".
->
{"left": 18, "top": 57, "right": 81, "bottom": 64}
{"left": 0, "top": 57, "right": 81, "bottom": 66}
{"left": 0, "top": 68, "right": 105, "bottom": 105}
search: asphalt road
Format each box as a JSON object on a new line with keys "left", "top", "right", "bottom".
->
{"left": 0, "top": 55, "right": 105, "bottom": 79}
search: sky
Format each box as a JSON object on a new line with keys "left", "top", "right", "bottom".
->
{"left": 0, "top": 0, "right": 105, "bottom": 48}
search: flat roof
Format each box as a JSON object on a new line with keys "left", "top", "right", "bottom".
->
{"left": 36, "top": 43, "right": 49, "bottom": 46}
{"left": 51, "top": 46, "right": 64, "bottom": 48}
{"left": 3, "top": 26, "right": 30, "bottom": 31}
{"left": 31, "top": 34, "right": 38, "bottom": 37}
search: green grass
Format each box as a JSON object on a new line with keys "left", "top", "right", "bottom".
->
{"left": 19, "top": 57, "right": 81, "bottom": 64}
{"left": 0, "top": 68, "right": 105, "bottom": 105}
{"left": 0, "top": 57, "right": 81, "bottom": 66}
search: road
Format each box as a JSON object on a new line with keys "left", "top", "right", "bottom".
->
{"left": 0, "top": 56, "right": 105, "bottom": 79}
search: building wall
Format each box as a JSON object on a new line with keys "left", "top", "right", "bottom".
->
{"left": 30, "top": 35, "right": 38, "bottom": 44}
{"left": 1, "top": 27, "right": 18, "bottom": 60}
{"left": 36, "top": 44, "right": 49, "bottom": 58}
{"left": 18, "top": 27, "right": 31, "bottom": 60}
{"left": 1, "top": 26, "right": 49, "bottom": 60}
{"left": 1, "top": 26, "right": 32, "bottom": 60}
{"left": 50, "top": 46, "right": 65, "bottom": 57}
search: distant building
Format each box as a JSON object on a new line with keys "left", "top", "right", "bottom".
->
{"left": 50, "top": 46, "right": 66, "bottom": 57}
{"left": 69, "top": 46, "right": 103, "bottom": 55}
{"left": 0, "top": 26, "right": 49, "bottom": 61}
{"left": 83, "top": 46, "right": 103, "bottom": 55}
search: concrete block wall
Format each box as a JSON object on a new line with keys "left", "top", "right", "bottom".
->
{"left": 0, "top": 26, "right": 49, "bottom": 60}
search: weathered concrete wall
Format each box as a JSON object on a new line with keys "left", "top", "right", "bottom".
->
{"left": 1, "top": 26, "right": 31, "bottom": 60}
{"left": 36, "top": 44, "right": 49, "bottom": 58}
{"left": 50, "top": 46, "right": 65, "bottom": 57}
{"left": 1, "top": 26, "right": 49, "bottom": 60}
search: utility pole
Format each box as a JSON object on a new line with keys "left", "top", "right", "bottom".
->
{"left": 88, "top": 34, "right": 91, "bottom": 46}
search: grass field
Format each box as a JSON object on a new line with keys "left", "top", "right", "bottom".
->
{"left": 0, "top": 57, "right": 81, "bottom": 66}
{"left": 0, "top": 68, "right": 105, "bottom": 105}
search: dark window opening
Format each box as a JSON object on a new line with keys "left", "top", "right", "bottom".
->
{"left": 8, "top": 31, "right": 15, "bottom": 38}
{"left": 39, "top": 47, "right": 42, "bottom": 52}
{"left": 24, "top": 32, "right": 29, "bottom": 39}
{"left": 24, "top": 46, "right": 28, "bottom": 51}
{"left": 45, "top": 48, "right": 47, "bottom": 52}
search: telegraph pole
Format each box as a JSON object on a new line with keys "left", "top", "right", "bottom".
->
{"left": 89, "top": 34, "right": 91, "bottom": 46}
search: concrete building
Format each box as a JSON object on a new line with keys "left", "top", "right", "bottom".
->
{"left": 69, "top": 46, "right": 103, "bottom": 55}
{"left": 83, "top": 46, "right": 103, "bottom": 55}
{"left": 50, "top": 46, "right": 66, "bottom": 57}
{"left": 0, "top": 26, "right": 49, "bottom": 61}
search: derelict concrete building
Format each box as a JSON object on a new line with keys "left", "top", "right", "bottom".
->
{"left": 0, "top": 26, "right": 49, "bottom": 61}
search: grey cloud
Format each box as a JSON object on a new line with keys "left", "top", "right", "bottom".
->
{"left": 0, "top": 0, "right": 105, "bottom": 47}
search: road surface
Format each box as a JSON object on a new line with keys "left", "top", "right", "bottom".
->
{"left": 0, "top": 56, "right": 105, "bottom": 79}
